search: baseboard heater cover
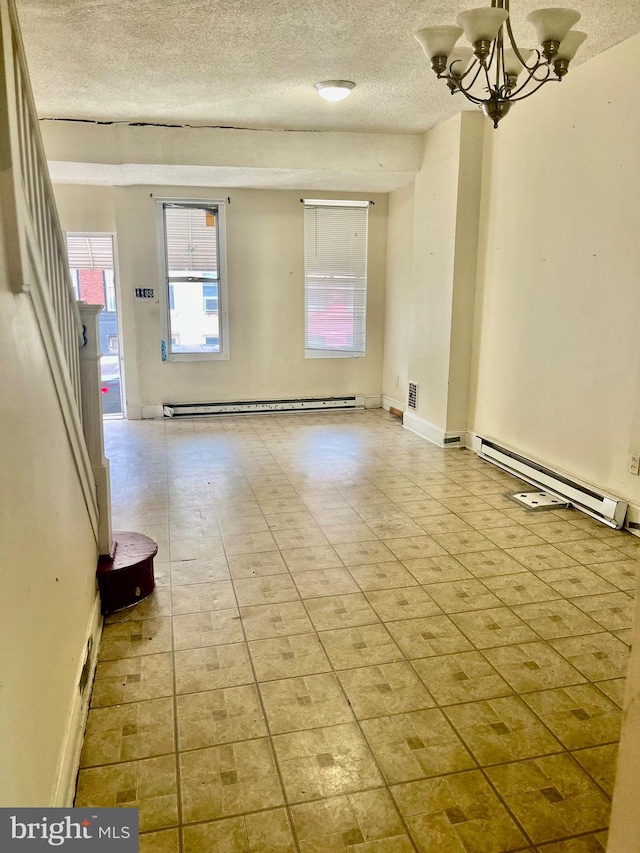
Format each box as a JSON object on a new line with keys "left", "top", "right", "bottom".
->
{"left": 164, "top": 396, "right": 364, "bottom": 417}
{"left": 472, "top": 436, "right": 627, "bottom": 529}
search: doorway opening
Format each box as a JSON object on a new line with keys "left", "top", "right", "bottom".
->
{"left": 65, "top": 233, "right": 123, "bottom": 417}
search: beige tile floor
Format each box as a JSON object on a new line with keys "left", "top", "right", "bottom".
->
{"left": 75, "top": 409, "right": 640, "bottom": 852}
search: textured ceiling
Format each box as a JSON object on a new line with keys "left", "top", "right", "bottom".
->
{"left": 16, "top": 0, "right": 640, "bottom": 134}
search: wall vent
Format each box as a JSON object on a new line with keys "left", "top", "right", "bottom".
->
{"left": 407, "top": 382, "right": 418, "bottom": 410}
{"left": 472, "top": 436, "right": 628, "bottom": 529}
{"left": 163, "top": 396, "right": 364, "bottom": 417}
{"left": 78, "top": 637, "right": 93, "bottom": 694}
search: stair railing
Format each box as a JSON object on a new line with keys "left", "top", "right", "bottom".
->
{"left": 0, "top": 0, "right": 101, "bottom": 542}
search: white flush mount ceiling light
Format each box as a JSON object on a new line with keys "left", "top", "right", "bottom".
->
{"left": 415, "top": 3, "right": 587, "bottom": 127}
{"left": 314, "top": 80, "right": 355, "bottom": 102}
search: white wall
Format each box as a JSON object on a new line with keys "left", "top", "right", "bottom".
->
{"left": 53, "top": 184, "right": 116, "bottom": 234}
{"left": 382, "top": 117, "right": 460, "bottom": 431}
{"left": 55, "top": 185, "right": 388, "bottom": 417}
{"left": 469, "top": 33, "right": 640, "bottom": 507}
{"left": 382, "top": 181, "right": 414, "bottom": 411}
{"left": 42, "top": 121, "right": 422, "bottom": 192}
{"left": 382, "top": 113, "right": 483, "bottom": 442}
{"left": 460, "top": 35, "right": 640, "bottom": 852}
{"left": 408, "top": 117, "right": 461, "bottom": 431}
{"left": 0, "top": 203, "right": 100, "bottom": 806}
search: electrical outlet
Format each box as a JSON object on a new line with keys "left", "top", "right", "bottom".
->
{"left": 630, "top": 455, "right": 640, "bottom": 476}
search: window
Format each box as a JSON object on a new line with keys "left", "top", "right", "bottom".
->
{"left": 303, "top": 199, "right": 369, "bottom": 358}
{"left": 203, "top": 284, "right": 218, "bottom": 313}
{"left": 66, "top": 234, "right": 115, "bottom": 305}
{"left": 157, "top": 199, "right": 229, "bottom": 359}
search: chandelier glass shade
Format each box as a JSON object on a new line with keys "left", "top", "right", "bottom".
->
{"left": 415, "top": 3, "right": 586, "bottom": 127}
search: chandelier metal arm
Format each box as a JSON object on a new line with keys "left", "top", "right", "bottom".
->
{"left": 443, "top": 23, "right": 557, "bottom": 108}
{"left": 451, "top": 84, "right": 485, "bottom": 105}
{"left": 460, "top": 60, "right": 483, "bottom": 88}
{"left": 504, "top": 14, "right": 532, "bottom": 68}
{"left": 477, "top": 32, "right": 499, "bottom": 94}
{"left": 503, "top": 52, "right": 554, "bottom": 100}
{"left": 436, "top": 58, "right": 486, "bottom": 104}
{"left": 494, "top": 29, "right": 504, "bottom": 92}
{"left": 508, "top": 70, "right": 560, "bottom": 102}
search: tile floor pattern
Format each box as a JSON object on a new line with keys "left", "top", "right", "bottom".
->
{"left": 74, "top": 410, "right": 640, "bottom": 853}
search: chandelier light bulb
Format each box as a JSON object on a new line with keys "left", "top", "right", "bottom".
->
{"left": 314, "top": 81, "right": 355, "bottom": 102}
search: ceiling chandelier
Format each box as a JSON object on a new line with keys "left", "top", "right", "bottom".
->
{"left": 415, "top": 3, "right": 587, "bottom": 127}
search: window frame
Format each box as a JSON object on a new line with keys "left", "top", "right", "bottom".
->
{"left": 303, "top": 199, "right": 369, "bottom": 360}
{"left": 104, "top": 269, "right": 117, "bottom": 312}
{"left": 69, "top": 268, "right": 80, "bottom": 301}
{"left": 156, "top": 198, "right": 230, "bottom": 361}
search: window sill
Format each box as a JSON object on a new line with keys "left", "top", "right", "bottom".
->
{"left": 305, "top": 350, "right": 364, "bottom": 359}
{"left": 164, "top": 352, "right": 230, "bottom": 362}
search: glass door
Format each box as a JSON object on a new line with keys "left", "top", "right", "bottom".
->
{"left": 66, "top": 234, "right": 123, "bottom": 417}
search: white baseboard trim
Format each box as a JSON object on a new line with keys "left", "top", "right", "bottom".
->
{"left": 363, "top": 395, "right": 382, "bottom": 409}
{"left": 403, "top": 411, "right": 465, "bottom": 449}
{"left": 127, "top": 404, "right": 166, "bottom": 420}
{"left": 53, "top": 592, "right": 103, "bottom": 806}
{"left": 382, "top": 395, "right": 406, "bottom": 413}
{"left": 142, "top": 405, "right": 164, "bottom": 419}
{"left": 624, "top": 503, "right": 640, "bottom": 538}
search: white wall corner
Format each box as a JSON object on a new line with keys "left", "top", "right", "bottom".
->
{"left": 53, "top": 592, "right": 103, "bottom": 807}
{"left": 444, "top": 430, "right": 467, "bottom": 448}
{"left": 463, "top": 430, "right": 478, "bottom": 450}
{"left": 141, "top": 405, "right": 164, "bottom": 419}
{"left": 125, "top": 405, "right": 142, "bottom": 420}
{"left": 363, "top": 395, "right": 382, "bottom": 409}
{"left": 382, "top": 395, "right": 406, "bottom": 413}
{"left": 402, "top": 411, "right": 447, "bottom": 447}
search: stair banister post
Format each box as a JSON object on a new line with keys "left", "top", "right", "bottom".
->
{"left": 77, "top": 301, "right": 112, "bottom": 555}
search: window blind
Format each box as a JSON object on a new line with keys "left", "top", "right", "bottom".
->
{"left": 164, "top": 204, "right": 218, "bottom": 275}
{"left": 65, "top": 235, "right": 114, "bottom": 270}
{"left": 304, "top": 203, "right": 368, "bottom": 357}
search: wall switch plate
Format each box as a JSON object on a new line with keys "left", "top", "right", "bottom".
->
{"left": 630, "top": 455, "right": 640, "bottom": 476}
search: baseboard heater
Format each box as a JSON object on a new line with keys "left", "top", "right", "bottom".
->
{"left": 163, "top": 396, "right": 364, "bottom": 417}
{"left": 472, "top": 436, "right": 628, "bottom": 529}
